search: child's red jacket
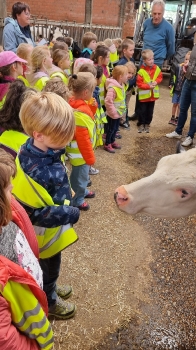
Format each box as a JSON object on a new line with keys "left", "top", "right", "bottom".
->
{"left": 136, "top": 64, "right": 163, "bottom": 102}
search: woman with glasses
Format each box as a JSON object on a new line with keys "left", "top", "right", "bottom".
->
{"left": 3, "top": 2, "right": 35, "bottom": 53}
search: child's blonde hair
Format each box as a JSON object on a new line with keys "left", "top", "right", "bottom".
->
{"left": 52, "top": 41, "right": 68, "bottom": 52}
{"left": 112, "top": 38, "right": 122, "bottom": 47}
{"left": 104, "top": 38, "right": 113, "bottom": 48}
{"left": 185, "top": 51, "right": 191, "bottom": 58}
{"left": 19, "top": 91, "right": 75, "bottom": 144}
{"left": 78, "top": 63, "right": 97, "bottom": 77}
{"left": 125, "top": 61, "right": 136, "bottom": 75}
{"left": 82, "top": 31, "right": 97, "bottom": 48}
{"left": 43, "top": 77, "right": 70, "bottom": 101}
{"left": 30, "top": 46, "right": 50, "bottom": 73}
{"left": 112, "top": 65, "right": 128, "bottom": 80}
{"left": 52, "top": 49, "right": 69, "bottom": 67}
{"left": 16, "top": 43, "right": 33, "bottom": 60}
{"left": 68, "top": 72, "right": 95, "bottom": 94}
{"left": 122, "top": 38, "right": 134, "bottom": 51}
{"left": 142, "top": 49, "right": 154, "bottom": 60}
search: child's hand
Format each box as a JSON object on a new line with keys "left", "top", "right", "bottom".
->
{"left": 151, "top": 81, "right": 157, "bottom": 88}
{"left": 169, "top": 85, "right": 172, "bottom": 89}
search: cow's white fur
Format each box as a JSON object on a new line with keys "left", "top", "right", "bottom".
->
{"left": 115, "top": 148, "right": 196, "bottom": 218}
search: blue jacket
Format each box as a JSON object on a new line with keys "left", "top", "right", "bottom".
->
{"left": 80, "top": 48, "right": 92, "bottom": 59}
{"left": 117, "top": 56, "right": 136, "bottom": 89}
{"left": 18, "top": 138, "right": 80, "bottom": 228}
{"left": 143, "top": 18, "right": 175, "bottom": 67}
{"left": 3, "top": 17, "right": 35, "bottom": 53}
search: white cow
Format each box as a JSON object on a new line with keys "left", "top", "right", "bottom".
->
{"left": 114, "top": 147, "right": 196, "bottom": 218}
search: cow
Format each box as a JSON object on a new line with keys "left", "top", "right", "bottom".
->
{"left": 114, "top": 146, "right": 196, "bottom": 218}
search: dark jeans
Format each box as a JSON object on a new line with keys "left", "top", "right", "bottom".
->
{"left": 39, "top": 252, "right": 61, "bottom": 307}
{"left": 176, "top": 79, "right": 196, "bottom": 139}
{"left": 134, "top": 93, "right": 140, "bottom": 116}
{"left": 105, "top": 116, "right": 120, "bottom": 145}
{"left": 137, "top": 101, "right": 155, "bottom": 126}
{"left": 70, "top": 164, "right": 89, "bottom": 206}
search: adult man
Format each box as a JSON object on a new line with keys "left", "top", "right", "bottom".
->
{"left": 130, "top": 0, "right": 175, "bottom": 120}
{"left": 3, "top": 2, "right": 35, "bottom": 53}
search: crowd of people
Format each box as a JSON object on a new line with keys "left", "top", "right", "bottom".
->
{"left": 0, "top": 0, "right": 195, "bottom": 348}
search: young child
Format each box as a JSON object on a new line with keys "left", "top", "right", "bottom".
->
{"left": 123, "top": 61, "right": 137, "bottom": 128}
{"left": 12, "top": 92, "right": 80, "bottom": 319}
{"left": 66, "top": 72, "right": 97, "bottom": 211}
{"left": 80, "top": 31, "right": 97, "bottom": 59}
{"left": 0, "top": 149, "right": 54, "bottom": 349}
{"left": 168, "top": 51, "right": 191, "bottom": 126}
{"left": 43, "top": 76, "right": 69, "bottom": 100}
{"left": 26, "top": 46, "right": 53, "bottom": 90}
{"left": 16, "top": 43, "right": 33, "bottom": 86}
{"left": 104, "top": 65, "right": 128, "bottom": 153}
{"left": 50, "top": 49, "right": 70, "bottom": 85}
{"left": 0, "top": 51, "right": 26, "bottom": 108}
{"left": 136, "top": 49, "right": 163, "bottom": 133}
{"left": 104, "top": 38, "right": 119, "bottom": 69}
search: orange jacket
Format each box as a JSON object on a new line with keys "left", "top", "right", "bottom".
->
{"left": 69, "top": 98, "right": 96, "bottom": 165}
{"left": 136, "top": 64, "right": 163, "bottom": 102}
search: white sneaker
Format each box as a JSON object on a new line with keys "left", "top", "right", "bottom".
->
{"left": 138, "top": 125, "right": 145, "bottom": 133}
{"left": 89, "top": 166, "right": 99, "bottom": 175}
{"left": 165, "top": 131, "right": 182, "bottom": 139}
{"left": 181, "top": 136, "right": 193, "bottom": 147}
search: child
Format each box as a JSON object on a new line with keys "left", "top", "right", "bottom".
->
{"left": 0, "top": 149, "right": 53, "bottom": 349}
{"left": 73, "top": 57, "right": 94, "bottom": 74}
{"left": 104, "top": 38, "right": 119, "bottom": 69}
{"left": 123, "top": 61, "right": 137, "bottom": 129}
{"left": 104, "top": 65, "right": 128, "bottom": 153}
{"left": 50, "top": 49, "right": 70, "bottom": 85}
{"left": 117, "top": 39, "right": 136, "bottom": 128}
{"left": 136, "top": 49, "right": 163, "bottom": 133}
{"left": 57, "top": 36, "right": 74, "bottom": 72}
{"left": 168, "top": 51, "right": 191, "bottom": 126}
{"left": 26, "top": 46, "right": 52, "bottom": 90}
{"left": 16, "top": 43, "right": 33, "bottom": 86}
{"left": 12, "top": 92, "right": 80, "bottom": 319}
{"left": 66, "top": 72, "right": 97, "bottom": 211}
{"left": 0, "top": 79, "right": 33, "bottom": 158}
{"left": 0, "top": 51, "right": 26, "bottom": 108}
{"left": 80, "top": 31, "right": 97, "bottom": 59}
{"left": 43, "top": 76, "right": 69, "bottom": 100}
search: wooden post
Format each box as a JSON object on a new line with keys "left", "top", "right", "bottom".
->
{"left": 85, "top": 0, "right": 93, "bottom": 25}
{"left": 0, "top": 0, "right": 7, "bottom": 45}
{"left": 119, "top": 0, "right": 126, "bottom": 28}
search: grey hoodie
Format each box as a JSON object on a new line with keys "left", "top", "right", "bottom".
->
{"left": 3, "top": 17, "right": 35, "bottom": 53}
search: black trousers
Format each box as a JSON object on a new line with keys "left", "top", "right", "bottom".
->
{"left": 105, "top": 116, "right": 120, "bottom": 145}
{"left": 137, "top": 101, "right": 155, "bottom": 126}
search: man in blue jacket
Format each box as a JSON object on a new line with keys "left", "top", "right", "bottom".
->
{"left": 3, "top": 2, "right": 35, "bottom": 53}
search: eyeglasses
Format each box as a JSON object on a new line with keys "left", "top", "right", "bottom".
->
{"left": 24, "top": 12, "right": 31, "bottom": 17}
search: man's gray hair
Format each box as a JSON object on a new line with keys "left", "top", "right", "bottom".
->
{"left": 151, "top": 0, "right": 165, "bottom": 12}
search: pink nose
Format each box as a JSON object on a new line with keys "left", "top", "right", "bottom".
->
{"left": 114, "top": 186, "right": 129, "bottom": 206}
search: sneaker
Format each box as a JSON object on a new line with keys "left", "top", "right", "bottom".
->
{"left": 56, "top": 285, "right": 72, "bottom": 299}
{"left": 166, "top": 131, "right": 182, "bottom": 139}
{"left": 144, "top": 124, "right": 150, "bottom": 133}
{"left": 111, "top": 142, "right": 121, "bottom": 149}
{"left": 120, "top": 121, "right": 130, "bottom": 130}
{"left": 48, "top": 296, "right": 76, "bottom": 319}
{"left": 138, "top": 125, "right": 145, "bottom": 133}
{"left": 87, "top": 179, "right": 92, "bottom": 187}
{"left": 128, "top": 113, "right": 138, "bottom": 121}
{"left": 173, "top": 118, "right": 178, "bottom": 126}
{"left": 85, "top": 191, "right": 95, "bottom": 198}
{"left": 89, "top": 166, "right": 99, "bottom": 175}
{"left": 115, "top": 132, "right": 122, "bottom": 139}
{"left": 181, "top": 136, "right": 193, "bottom": 147}
{"left": 77, "top": 202, "right": 90, "bottom": 210}
{"left": 104, "top": 144, "right": 115, "bottom": 153}
{"left": 168, "top": 117, "right": 175, "bottom": 125}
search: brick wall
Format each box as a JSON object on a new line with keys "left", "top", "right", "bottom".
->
{"left": 6, "top": 0, "right": 136, "bottom": 38}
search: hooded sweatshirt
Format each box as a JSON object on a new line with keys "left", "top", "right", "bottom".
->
{"left": 3, "top": 18, "right": 35, "bottom": 53}
{"left": 105, "top": 77, "right": 125, "bottom": 119}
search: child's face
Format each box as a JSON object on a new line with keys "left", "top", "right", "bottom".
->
{"left": 123, "top": 44, "right": 135, "bottom": 59}
{"left": 184, "top": 54, "right": 190, "bottom": 65}
{"left": 43, "top": 52, "right": 53, "bottom": 70}
{"left": 15, "top": 62, "right": 23, "bottom": 76}
{"left": 121, "top": 72, "right": 129, "bottom": 84}
{"left": 59, "top": 57, "right": 71, "bottom": 70}
{"left": 88, "top": 40, "right": 97, "bottom": 51}
{"left": 144, "top": 55, "right": 154, "bottom": 67}
{"left": 101, "top": 52, "right": 110, "bottom": 66}
{"left": 33, "top": 133, "right": 69, "bottom": 151}
{"left": 127, "top": 68, "right": 135, "bottom": 80}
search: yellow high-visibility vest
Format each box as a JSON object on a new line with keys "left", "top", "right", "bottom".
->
{"left": 0, "top": 130, "right": 28, "bottom": 154}
{"left": 99, "top": 66, "right": 110, "bottom": 106}
{"left": 95, "top": 106, "right": 107, "bottom": 147}
{"left": 50, "top": 71, "right": 69, "bottom": 85}
{"left": 0, "top": 95, "right": 6, "bottom": 110}
{"left": 18, "top": 75, "right": 30, "bottom": 87}
{"left": 137, "top": 66, "right": 161, "bottom": 100}
{"left": 110, "top": 51, "right": 119, "bottom": 66}
{"left": 108, "top": 85, "right": 126, "bottom": 117}
{"left": 34, "top": 76, "right": 49, "bottom": 91}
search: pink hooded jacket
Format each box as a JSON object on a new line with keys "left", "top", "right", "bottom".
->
{"left": 105, "top": 77, "right": 125, "bottom": 119}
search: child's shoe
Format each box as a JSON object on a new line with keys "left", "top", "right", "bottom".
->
{"left": 120, "top": 121, "right": 130, "bottom": 129}
{"left": 85, "top": 191, "right": 95, "bottom": 198}
{"left": 48, "top": 296, "right": 76, "bottom": 319}
{"left": 138, "top": 125, "right": 145, "bottom": 133}
{"left": 168, "top": 117, "right": 175, "bottom": 125}
{"left": 56, "top": 285, "right": 72, "bottom": 299}
{"left": 115, "top": 132, "right": 122, "bottom": 139}
{"left": 87, "top": 179, "right": 92, "bottom": 187}
{"left": 89, "top": 166, "right": 99, "bottom": 175}
{"left": 111, "top": 142, "right": 121, "bottom": 149}
{"left": 173, "top": 117, "right": 178, "bottom": 126}
{"left": 77, "top": 202, "right": 90, "bottom": 211}
{"left": 104, "top": 144, "right": 115, "bottom": 153}
{"left": 144, "top": 124, "right": 150, "bottom": 133}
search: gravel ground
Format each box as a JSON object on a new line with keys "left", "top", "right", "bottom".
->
{"left": 52, "top": 75, "right": 196, "bottom": 349}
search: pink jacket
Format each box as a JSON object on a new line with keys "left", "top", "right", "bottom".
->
{"left": 105, "top": 78, "right": 125, "bottom": 119}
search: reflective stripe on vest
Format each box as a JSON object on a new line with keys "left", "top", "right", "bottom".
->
{"left": 34, "top": 77, "right": 49, "bottom": 91}
{"left": 0, "top": 95, "right": 6, "bottom": 110}
{"left": 50, "top": 71, "right": 68, "bottom": 85}
{"left": 1, "top": 280, "right": 54, "bottom": 349}
{"left": 12, "top": 157, "right": 78, "bottom": 259}
{"left": 18, "top": 75, "right": 30, "bottom": 87}
{"left": 137, "top": 66, "right": 161, "bottom": 100}
{"left": 66, "top": 110, "right": 96, "bottom": 166}
{"left": 0, "top": 130, "right": 29, "bottom": 153}
{"left": 110, "top": 85, "right": 126, "bottom": 116}
{"left": 95, "top": 106, "right": 107, "bottom": 147}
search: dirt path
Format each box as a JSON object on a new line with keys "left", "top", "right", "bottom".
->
{"left": 52, "top": 75, "right": 196, "bottom": 349}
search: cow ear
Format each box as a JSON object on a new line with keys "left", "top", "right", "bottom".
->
{"left": 176, "top": 141, "right": 186, "bottom": 154}
{"left": 176, "top": 189, "right": 192, "bottom": 200}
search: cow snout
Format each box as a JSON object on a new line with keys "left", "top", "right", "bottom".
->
{"left": 114, "top": 186, "right": 129, "bottom": 207}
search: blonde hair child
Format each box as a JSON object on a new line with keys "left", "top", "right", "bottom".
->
{"left": 26, "top": 45, "right": 53, "bottom": 90}
{"left": 50, "top": 49, "right": 70, "bottom": 85}
{"left": 43, "top": 76, "right": 70, "bottom": 101}
{"left": 16, "top": 43, "right": 33, "bottom": 86}
{"left": 66, "top": 72, "right": 97, "bottom": 211}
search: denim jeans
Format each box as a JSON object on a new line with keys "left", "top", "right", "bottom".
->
{"left": 176, "top": 79, "right": 196, "bottom": 139}
{"left": 39, "top": 252, "right": 61, "bottom": 307}
{"left": 70, "top": 164, "right": 90, "bottom": 206}
{"left": 105, "top": 116, "right": 120, "bottom": 145}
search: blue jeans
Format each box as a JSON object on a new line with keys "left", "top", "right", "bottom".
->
{"left": 105, "top": 116, "right": 120, "bottom": 145}
{"left": 176, "top": 79, "right": 196, "bottom": 139}
{"left": 70, "top": 164, "right": 90, "bottom": 206}
{"left": 39, "top": 252, "right": 61, "bottom": 307}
